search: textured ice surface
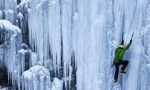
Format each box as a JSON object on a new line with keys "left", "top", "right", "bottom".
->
{"left": 51, "top": 78, "right": 63, "bottom": 90}
{"left": 22, "top": 65, "right": 51, "bottom": 90}
{"left": 1, "top": 0, "right": 150, "bottom": 90}
{"left": 0, "top": 20, "right": 22, "bottom": 86}
{"left": 18, "top": 0, "right": 150, "bottom": 90}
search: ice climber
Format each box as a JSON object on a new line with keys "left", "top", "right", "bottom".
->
{"left": 112, "top": 38, "right": 132, "bottom": 83}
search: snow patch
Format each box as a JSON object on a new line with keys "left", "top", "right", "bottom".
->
{"left": 22, "top": 65, "right": 51, "bottom": 90}
{"left": 51, "top": 78, "right": 63, "bottom": 90}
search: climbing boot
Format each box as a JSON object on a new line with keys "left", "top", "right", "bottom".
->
{"left": 120, "top": 70, "right": 126, "bottom": 74}
{"left": 113, "top": 79, "right": 117, "bottom": 83}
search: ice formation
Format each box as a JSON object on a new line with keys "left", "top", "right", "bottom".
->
{"left": 51, "top": 78, "right": 63, "bottom": 90}
{"left": 0, "top": 20, "right": 22, "bottom": 86}
{"left": 0, "top": 0, "right": 150, "bottom": 90}
{"left": 22, "top": 65, "right": 51, "bottom": 90}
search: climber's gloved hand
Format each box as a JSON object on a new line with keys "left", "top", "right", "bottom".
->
{"left": 130, "top": 39, "right": 132, "bottom": 43}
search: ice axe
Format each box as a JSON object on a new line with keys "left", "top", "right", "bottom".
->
{"left": 131, "top": 32, "right": 134, "bottom": 40}
{"left": 129, "top": 32, "right": 134, "bottom": 43}
{"left": 122, "top": 32, "right": 124, "bottom": 42}
{"left": 122, "top": 32, "right": 124, "bottom": 40}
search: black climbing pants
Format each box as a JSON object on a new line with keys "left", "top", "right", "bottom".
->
{"left": 114, "top": 60, "right": 129, "bottom": 81}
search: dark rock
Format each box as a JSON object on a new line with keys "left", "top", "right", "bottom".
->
{"left": 0, "top": 64, "right": 8, "bottom": 85}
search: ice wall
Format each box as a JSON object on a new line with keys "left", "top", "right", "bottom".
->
{"left": 1, "top": 0, "right": 150, "bottom": 90}
{"left": 27, "top": 0, "right": 107, "bottom": 89}
{"left": 25, "top": 0, "right": 150, "bottom": 90}
{"left": 137, "top": 3, "right": 150, "bottom": 90}
{"left": 0, "top": 0, "right": 18, "bottom": 24}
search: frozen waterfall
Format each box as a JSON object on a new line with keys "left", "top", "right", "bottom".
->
{"left": 0, "top": 0, "right": 150, "bottom": 90}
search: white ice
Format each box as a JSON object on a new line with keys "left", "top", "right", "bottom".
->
{"left": 1, "top": 0, "right": 150, "bottom": 90}
{"left": 51, "top": 78, "right": 63, "bottom": 90}
{"left": 22, "top": 65, "right": 51, "bottom": 90}
{"left": 0, "top": 20, "right": 22, "bottom": 86}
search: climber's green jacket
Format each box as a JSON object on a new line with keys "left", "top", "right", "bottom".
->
{"left": 114, "top": 42, "right": 132, "bottom": 64}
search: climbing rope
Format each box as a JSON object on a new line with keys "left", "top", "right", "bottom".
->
{"left": 125, "top": 0, "right": 137, "bottom": 42}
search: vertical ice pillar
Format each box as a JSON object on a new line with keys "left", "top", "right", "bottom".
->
{"left": 28, "top": 0, "right": 50, "bottom": 66}
{"left": 16, "top": 48, "right": 29, "bottom": 89}
{"left": 75, "top": 0, "right": 108, "bottom": 90}
{"left": 75, "top": 0, "right": 91, "bottom": 90}
{"left": 61, "top": 0, "right": 73, "bottom": 89}
{"left": 137, "top": 1, "right": 150, "bottom": 90}
{"left": 113, "top": 0, "right": 126, "bottom": 42}
{"left": 0, "top": 45, "right": 4, "bottom": 64}
{"left": 125, "top": 0, "right": 144, "bottom": 90}
{"left": 4, "top": 0, "right": 18, "bottom": 24}
{"left": 48, "top": 0, "right": 61, "bottom": 76}
{"left": 18, "top": 0, "right": 30, "bottom": 44}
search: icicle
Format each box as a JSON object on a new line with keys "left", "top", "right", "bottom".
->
{"left": 69, "top": 66, "right": 72, "bottom": 89}
{"left": 0, "top": 10, "right": 3, "bottom": 19}
{"left": 16, "top": 48, "right": 28, "bottom": 89}
{"left": 40, "top": 76, "right": 44, "bottom": 90}
{"left": 30, "top": 51, "right": 38, "bottom": 67}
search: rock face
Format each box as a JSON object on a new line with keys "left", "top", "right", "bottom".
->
{"left": 0, "top": 64, "right": 8, "bottom": 85}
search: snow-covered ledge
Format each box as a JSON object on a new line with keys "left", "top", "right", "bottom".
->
{"left": 22, "top": 65, "right": 63, "bottom": 90}
{"left": 0, "top": 20, "right": 22, "bottom": 49}
{"left": 0, "top": 20, "right": 22, "bottom": 85}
